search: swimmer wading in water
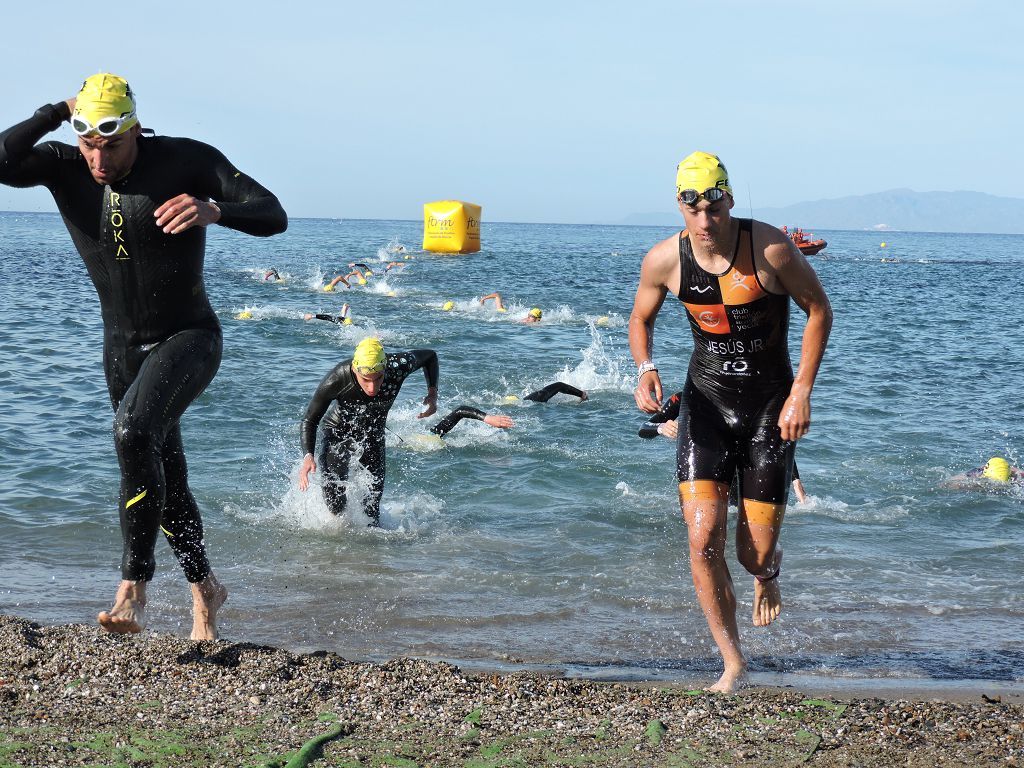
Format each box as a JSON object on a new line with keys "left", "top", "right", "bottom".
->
{"left": 629, "top": 151, "right": 831, "bottom": 692}
{"left": 0, "top": 73, "right": 288, "bottom": 639}
{"left": 299, "top": 337, "right": 439, "bottom": 524}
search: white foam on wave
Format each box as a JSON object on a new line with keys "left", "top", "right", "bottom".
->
{"left": 550, "top": 323, "right": 633, "bottom": 393}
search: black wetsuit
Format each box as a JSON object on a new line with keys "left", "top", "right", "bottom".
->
{"left": 0, "top": 102, "right": 287, "bottom": 582}
{"left": 310, "top": 313, "right": 347, "bottom": 324}
{"left": 300, "top": 350, "right": 439, "bottom": 522}
{"left": 523, "top": 382, "right": 586, "bottom": 402}
{"left": 430, "top": 406, "right": 487, "bottom": 437}
{"left": 676, "top": 219, "right": 795, "bottom": 503}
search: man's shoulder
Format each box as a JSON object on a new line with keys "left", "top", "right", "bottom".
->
{"left": 142, "top": 135, "right": 222, "bottom": 158}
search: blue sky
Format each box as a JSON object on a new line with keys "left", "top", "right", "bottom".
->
{"left": 2, "top": 1, "right": 1020, "bottom": 223}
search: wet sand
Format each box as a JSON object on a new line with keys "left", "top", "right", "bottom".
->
{"left": 1, "top": 614, "right": 1021, "bottom": 767}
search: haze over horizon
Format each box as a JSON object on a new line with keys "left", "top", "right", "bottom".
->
{"left": 2, "top": 2, "right": 1020, "bottom": 225}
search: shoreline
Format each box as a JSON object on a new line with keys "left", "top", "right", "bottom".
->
{"left": 2, "top": 614, "right": 1021, "bottom": 767}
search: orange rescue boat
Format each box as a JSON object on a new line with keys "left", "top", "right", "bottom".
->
{"left": 781, "top": 225, "right": 827, "bottom": 255}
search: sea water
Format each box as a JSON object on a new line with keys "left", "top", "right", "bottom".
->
{"left": 1, "top": 211, "right": 1022, "bottom": 688}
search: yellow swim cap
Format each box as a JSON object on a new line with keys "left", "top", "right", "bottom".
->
{"left": 343, "top": 317, "right": 353, "bottom": 325}
{"left": 71, "top": 74, "right": 138, "bottom": 137}
{"left": 352, "top": 337, "right": 385, "bottom": 374}
{"left": 358, "top": 277, "right": 367, "bottom": 285}
{"left": 596, "top": 315, "right": 610, "bottom": 326}
{"left": 529, "top": 307, "right": 543, "bottom": 319}
{"left": 675, "top": 151, "right": 731, "bottom": 197}
{"left": 323, "top": 284, "right": 334, "bottom": 292}
{"left": 236, "top": 310, "right": 253, "bottom": 320}
{"left": 442, "top": 301, "right": 455, "bottom": 311}
{"left": 502, "top": 395, "right": 520, "bottom": 403}
{"left": 982, "top": 457, "right": 1011, "bottom": 483}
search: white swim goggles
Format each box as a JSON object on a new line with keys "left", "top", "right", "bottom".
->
{"left": 70, "top": 110, "right": 137, "bottom": 137}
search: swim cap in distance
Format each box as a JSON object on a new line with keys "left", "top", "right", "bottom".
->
{"left": 442, "top": 301, "right": 455, "bottom": 311}
{"left": 529, "top": 307, "right": 542, "bottom": 319}
{"left": 236, "top": 310, "right": 253, "bottom": 320}
{"left": 676, "top": 151, "right": 731, "bottom": 197}
{"left": 323, "top": 284, "right": 334, "bottom": 292}
{"left": 983, "top": 457, "right": 1011, "bottom": 483}
{"left": 353, "top": 337, "right": 385, "bottom": 374}
{"left": 72, "top": 73, "right": 138, "bottom": 136}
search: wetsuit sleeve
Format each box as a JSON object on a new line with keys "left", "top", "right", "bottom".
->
{"left": 430, "top": 406, "right": 487, "bottom": 437}
{"left": 401, "top": 349, "right": 439, "bottom": 389}
{"left": 190, "top": 140, "right": 288, "bottom": 237}
{"left": 638, "top": 392, "right": 682, "bottom": 439}
{"left": 313, "top": 314, "right": 340, "bottom": 324}
{"left": 524, "top": 382, "right": 586, "bottom": 402}
{"left": 792, "top": 463, "right": 800, "bottom": 481}
{"left": 300, "top": 360, "right": 353, "bottom": 455}
{"left": 0, "top": 102, "right": 71, "bottom": 188}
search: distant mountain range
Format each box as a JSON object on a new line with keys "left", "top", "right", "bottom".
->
{"left": 619, "top": 189, "right": 1024, "bottom": 234}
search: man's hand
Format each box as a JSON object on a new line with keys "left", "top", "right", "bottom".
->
{"left": 634, "top": 370, "right": 663, "bottom": 413}
{"left": 657, "top": 419, "right": 678, "bottom": 439}
{"left": 483, "top": 414, "right": 514, "bottom": 429}
{"left": 778, "top": 387, "right": 811, "bottom": 441}
{"left": 298, "top": 454, "right": 316, "bottom": 491}
{"left": 418, "top": 389, "right": 438, "bottom": 419}
{"left": 154, "top": 194, "right": 222, "bottom": 235}
{"left": 64, "top": 97, "right": 77, "bottom": 115}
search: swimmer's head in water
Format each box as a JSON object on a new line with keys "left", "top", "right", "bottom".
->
{"left": 675, "top": 151, "right": 732, "bottom": 200}
{"left": 983, "top": 457, "right": 1011, "bottom": 483}
{"left": 235, "top": 310, "right": 253, "bottom": 320}
{"left": 72, "top": 73, "right": 138, "bottom": 137}
{"left": 442, "top": 301, "right": 455, "bottom": 311}
{"left": 323, "top": 284, "right": 334, "bottom": 292}
{"left": 528, "top": 307, "right": 543, "bottom": 320}
{"left": 352, "top": 337, "right": 385, "bottom": 374}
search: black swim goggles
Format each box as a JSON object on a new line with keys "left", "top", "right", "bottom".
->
{"left": 71, "top": 111, "right": 136, "bottom": 137}
{"left": 677, "top": 187, "right": 728, "bottom": 205}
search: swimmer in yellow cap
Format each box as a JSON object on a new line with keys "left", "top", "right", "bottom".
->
{"left": 526, "top": 307, "right": 543, "bottom": 324}
{"left": 0, "top": 72, "right": 288, "bottom": 642}
{"left": 235, "top": 310, "right": 254, "bottom": 320}
{"left": 629, "top": 149, "right": 833, "bottom": 693}
{"left": 944, "top": 456, "right": 1022, "bottom": 489}
{"left": 324, "top": 275, "right": 350, "bottom": 292}
{"left": 442, "top": 300, "right": 455, "bottom": 312}
{"left": 298, "top": 338, "right": 440, "bottom": 525}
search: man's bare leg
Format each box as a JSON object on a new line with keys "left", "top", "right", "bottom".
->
{"left": 682, "top": 485, "right": 747, "bottom": 693}
{"left": 753, "top": 545, "right": 783, "bottom": 627}
{"left": 98, "top": 579, "right": 147, "bottom": 634}
{"left": 190, "top": 573, "right": 228, "bottom": 641}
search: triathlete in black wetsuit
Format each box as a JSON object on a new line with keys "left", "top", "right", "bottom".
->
{"left": 299, "top": 338, "right": 439, "bottom": 524}
{"left": 0, "top": 74, "right": 287, "bottom": 640}
{"left": 630, "top": 151, "right": 831, "bottom": 692}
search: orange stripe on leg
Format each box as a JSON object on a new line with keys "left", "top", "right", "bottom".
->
{"left": 742, "top": 499, "right": 785, "bottom": 527}
{"left": 679, "top": 480, "right": 729, "bottom": 504}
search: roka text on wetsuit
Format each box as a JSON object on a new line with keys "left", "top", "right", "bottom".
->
{"left": 0, "top": 101, "right": 288, "bottom": 582}
{"left": 676, "top": 218, "right": 795, "bottom": 503}
{"left": 301, "top": 351, "right": 439, "bottom": 521}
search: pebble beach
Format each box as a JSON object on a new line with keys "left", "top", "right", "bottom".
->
{"left": 2, "top": 614, "right": 1021, "bottom": 768}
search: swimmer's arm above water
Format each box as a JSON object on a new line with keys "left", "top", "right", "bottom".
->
{"left": 402, "top": 349, "right": 439, "bottom": 418}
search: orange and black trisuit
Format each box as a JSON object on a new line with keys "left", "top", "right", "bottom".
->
{"left": 675, "top": 218, "right": 795, "bottom": 509}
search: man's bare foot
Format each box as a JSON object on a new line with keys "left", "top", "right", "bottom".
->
{"left": 190, "top": 574, "right": 228, "bottom": 641}
{"left": 97, "top": 580, "right": 147, "bottom": 634}
{"left": 753, "top": 571, "right": 782, "bottom": 627}
{"left": 708, "top": 662, "right": 748, "bottom": 693}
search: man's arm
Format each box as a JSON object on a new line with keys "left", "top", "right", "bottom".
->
{"left": 523, "top": 382, "right": 587, "bottom": 402}
{"left": 629, "top": 235, "right": 676, "bottom": 412}
{"left": 401, "top": 349, "right": 439, "bottom": 418}
{"left": 0, "top": 101, "right": 72, "bottom": 188}
{"left": 638, "top": 391, "right": 682, "bottom": 439}
{"left": 760, "top": 225, "right": 833, "bottom": 441}
{"left": 156, "top": 140, "right": 288, "bottom": 237}
{"left": 298, "top": 362, "right": 354, "bottom": 490}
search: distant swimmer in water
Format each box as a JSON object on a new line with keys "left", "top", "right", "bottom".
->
{"left": 264, "top": 268, "right": 282, "bottom": 281}
{"left": 638, "top": 392, "right": 807, "bottom": 503}
{"left": 343, "top": 267, "right": 370, "bottom": 285}
{"left": 480, "top": 292, "right": 543, "bottom": 323}
{"left": 348, "top": 262, "right": 375, "bottom": 276}
{"left": 522, "top": 382, "right": 587, "bottom": 402}
{"left": 430, "top": 407, "right": 514, "bottom": 437}
{"left": 0, "top": 72, "right": 288, "bottom": 640}
{"left": 303, "top": 303, "right": 352, "bottom": 325}
{"left": 324, "top": 275, "right": 350, "bottom": 292}
{"left": 943, "top": 456, "right": 1022, "bottom": 490}
{"left": 299, "top": 337, "right": 439, "bottom": 524}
